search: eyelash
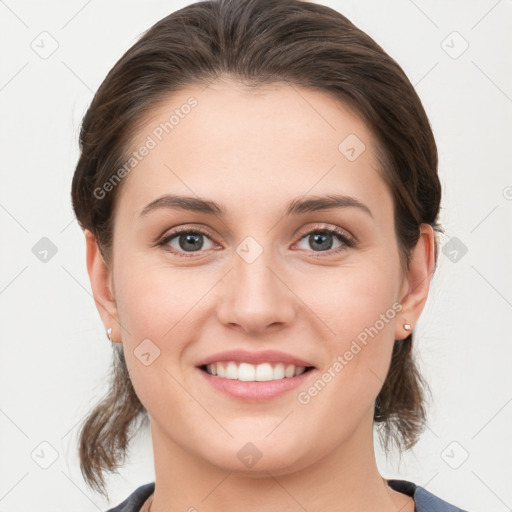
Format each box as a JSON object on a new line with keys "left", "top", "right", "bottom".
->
{"left": 157, "top": 224, "right": 356, "bottom": 258}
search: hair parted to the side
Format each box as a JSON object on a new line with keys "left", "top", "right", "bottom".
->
{"left": 71, "top": 0, "right": 442, "bottom": 498}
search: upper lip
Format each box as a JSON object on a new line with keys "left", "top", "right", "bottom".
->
{"left": 195, "top": 350, "right": 315, "bottom": 368}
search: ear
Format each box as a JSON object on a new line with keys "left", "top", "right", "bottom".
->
{"left": 395, "top": 223, "right": 436, "bottom": 340}
{"left": 85, "top": 229, "right": 122, "bottom": 343}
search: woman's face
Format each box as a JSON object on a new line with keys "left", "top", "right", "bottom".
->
{"left": 89, "top": 79, "right": 431, "bottom": 475}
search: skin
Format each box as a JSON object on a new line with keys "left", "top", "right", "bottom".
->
{"left": 86, "top": 78, "right": 434, "bottom": 512}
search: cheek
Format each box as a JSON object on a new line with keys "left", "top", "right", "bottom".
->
{"left": 112, "top": 239, "right": 401, "bottom": 433}
{"left": 292, "top": 295, "right": 398, "bottom": 445}
{"left": 114, "top": 253, "right": 209, "bottom": 341}
{"left": 304, "top": 254, "right": 400, "bottom": 344}
{"left": 295, "top": 257, "right": 400, "bottom": 407}
{"left": 111, "top": 256, "right": 207, "bottom": 403}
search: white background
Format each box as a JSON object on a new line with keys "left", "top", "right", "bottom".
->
{"left": 0, "top": 0, "right": 511, "bottom": 511}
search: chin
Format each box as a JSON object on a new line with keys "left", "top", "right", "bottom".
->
{"left": 195, "top": 437, "right": 315, "bottom": 476}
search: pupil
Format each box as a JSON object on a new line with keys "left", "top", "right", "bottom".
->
{"left": 310, "top": 233, "right": 333, "bottom": 251}
{"left": 177, "top": 232, "right": 334, "bottom": 252}
{"left": 180, "top": 233, "right": 204, "bottom": 251}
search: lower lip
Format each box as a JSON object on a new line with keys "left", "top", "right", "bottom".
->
{"left": 196, "top": 367, "right": 316, "bottom": 401}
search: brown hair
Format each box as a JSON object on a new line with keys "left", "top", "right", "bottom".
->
{"left": 71, "top": 0, "right": 441, "bottom": 498}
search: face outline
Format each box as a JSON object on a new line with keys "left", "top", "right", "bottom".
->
{"left": 85, "top": 77, "right": 435, "bottom": 479}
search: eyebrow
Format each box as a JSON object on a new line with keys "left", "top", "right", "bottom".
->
{"left": 139, "top": 193, "right": 373, "bottom": 219}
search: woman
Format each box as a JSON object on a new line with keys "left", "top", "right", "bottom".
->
{"left": 71, "top": 0, "right": 470, "bottom": 510}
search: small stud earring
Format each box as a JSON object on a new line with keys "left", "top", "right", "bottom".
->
{"left": 403, "top": 323, "right": 411, "bottom": 331}
{"left": 106, "top": 327, "right": 113, "bottom": 341}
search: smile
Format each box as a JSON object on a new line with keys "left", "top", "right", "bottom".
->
{"left": 201, "top": 361, "right": 314, "bottom": 381}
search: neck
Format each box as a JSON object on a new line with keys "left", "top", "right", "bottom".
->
{"left": 147, "top": 411, "right": 412, "bottom": 512}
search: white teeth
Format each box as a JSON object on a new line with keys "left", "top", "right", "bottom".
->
{"left": 205, "top": 361, "right": 308, "bottom": 381}
{"left": 239, "top": 362, "right": 256, "bottom": 381}
{"left": 255, "top": 363, "right": 273, "bottom": 381}
{"left": 284, "top": 364, "right": 295, "bottom": 378}
{"left": 294, "top": 366, "right": 306, "bottom": 376}
{"left": 273, "top": 363, "right": 285, "bottom": 380}
{"left": 225, "top": 362, "right": 238, "bottom": 379}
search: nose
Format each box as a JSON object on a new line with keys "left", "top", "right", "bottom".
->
{"left": 216, "top": 243, "right": 297, "bottom": 335}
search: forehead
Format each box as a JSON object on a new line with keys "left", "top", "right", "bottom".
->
{"left": 116, "top": 79, "right": 392, "bottom": 222}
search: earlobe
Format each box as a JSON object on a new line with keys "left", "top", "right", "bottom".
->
{"left": 395, "top": 224, "right": 436, "bottom": 340}
{"left": 85, "top": 229, "right": 121, "bottom": 341}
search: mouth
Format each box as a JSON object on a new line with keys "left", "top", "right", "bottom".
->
{"left": 194, "top": 349, "right": 317, "bottom": 400}
{"left": 198, "top": 362, "right": 316, "bottom": 382}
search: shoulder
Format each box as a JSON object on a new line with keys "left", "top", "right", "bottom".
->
{"left": 387, "top": 479, "right": 471, "bottom": 512}
{"left": 108, "top": 479, "right": 472, "bottom": 512}
{"left": 105, "top": 482, "right": 155, "bottom": 512}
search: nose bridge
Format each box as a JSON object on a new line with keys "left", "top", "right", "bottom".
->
{"left": 235, "top": 241, "right": 278, "bottom": 296}
{"left": 217, "top": 235, "right": 295, "bottom": 332}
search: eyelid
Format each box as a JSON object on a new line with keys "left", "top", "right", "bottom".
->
{"left": 157, "top": 224, "right": 219, "bottom": 257}
{"left": 294, "top": 223, "right": 356, "bottom": 245}
{"left": 157, "top": 222, "right": 356, "bottom": 257}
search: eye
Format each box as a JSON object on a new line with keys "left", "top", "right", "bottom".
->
{"left": 158, "top": 227, "right": 217, "bottom": 257}
{"left": 157, "top": 224, "right": 356, "bottom": 258}
{"left": 293, "top": 225, "right": 356, "bottom": 256}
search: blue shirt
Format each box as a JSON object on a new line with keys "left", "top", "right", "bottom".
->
{"left": 105, "top": 479, "right": 470, "bottom": 511}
